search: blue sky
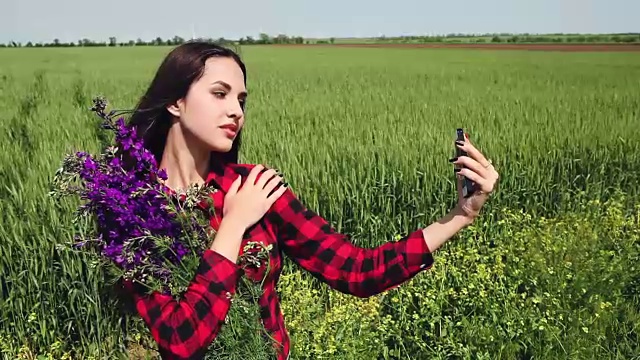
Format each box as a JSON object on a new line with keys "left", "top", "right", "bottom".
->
{"left": 2, "top": 0, "right": 638, "bottom": 43}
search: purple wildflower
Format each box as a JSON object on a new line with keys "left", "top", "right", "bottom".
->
{"left": 50, "top": 97, "right": 217, "bottom": 295}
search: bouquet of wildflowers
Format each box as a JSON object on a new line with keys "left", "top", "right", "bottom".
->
{"left": 49, "top": 97, "right": 278, "bottom": 359}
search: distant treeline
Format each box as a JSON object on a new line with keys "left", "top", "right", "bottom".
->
{"left": 376, "top": 33, "right": 640, "bottom": 44}
{"left": 2, "top": 32, "right": 639, "bottom": 48}
{"left": 0, "top": 34, "right": 303, "bottom": 48}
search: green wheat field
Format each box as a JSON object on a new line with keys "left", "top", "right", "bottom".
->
{"left": 1, "top": 45, "right": 639, "bottom": 359}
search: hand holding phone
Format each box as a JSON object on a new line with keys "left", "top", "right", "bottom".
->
{"left": 449, "top": 128, "right": 500, "bottom": 220}
{"left": 455, "top": 128, "right": 476, "bottom": 198}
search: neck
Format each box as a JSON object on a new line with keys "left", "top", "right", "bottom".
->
{"left": 158, "top": 122, "right": 210, "bottom": 192}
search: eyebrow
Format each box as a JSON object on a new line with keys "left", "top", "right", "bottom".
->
{"left": 212, "top": 80, "right": 248, "bottom": 97}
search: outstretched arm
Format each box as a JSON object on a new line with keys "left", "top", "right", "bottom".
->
{"left": 420, "top": 205, "right": 474, "bottom": 252}
{"left": 267, "top": 187, "right": 473, "bottom": 298}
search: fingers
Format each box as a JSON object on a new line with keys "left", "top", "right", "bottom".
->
{"left": 266, "top": 182, "right": 288, "bottom": 204}
{"left": 456, "top": 168, "right": 482, "bottom": 186}
{"left": 262, "top": 172, "right": 284, "bottom": 195}
{"left": 228, "top": 175, "right": 241, "bottom": 195}
{"left": 456, "top": 168, "right": 495, "bottom": 194}
{"left": 452, "top": 134, "right": 499, "bottom": 196}
{"left": 452, "top": 155, "right": 488, "bottom": 178}
{"left": 256, "top": 168, "right": 279, "bottom": 189}
{"left": 240, "top": 165, "right": 286, "bottom": 197}
{"left": 456, "top": 137, "right": 492, "bottom": 169}
{"left": 246, "top": 164, "right": 264, "bottom": 186}
{"left": 454, "top": 137, "right": 499, "bottom": 181}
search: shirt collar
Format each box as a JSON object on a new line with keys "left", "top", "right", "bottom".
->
{"left": 205, "top": 155, "right": 241, "bottom": 194}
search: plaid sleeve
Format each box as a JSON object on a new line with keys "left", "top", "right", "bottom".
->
{"left": 268, "top": 187, "right": 434, "bottom": 298}
{"left": 123, "top": 249, "right": 242, "bottom": 359}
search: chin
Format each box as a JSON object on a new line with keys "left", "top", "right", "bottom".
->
{"left": 208, "top": 139, "right": 234, "bottom": 153}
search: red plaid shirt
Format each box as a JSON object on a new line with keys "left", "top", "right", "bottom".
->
{"left": 123, "top": 160, "right": 435, "bottom": 359}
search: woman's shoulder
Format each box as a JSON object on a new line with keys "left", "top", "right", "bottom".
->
{"left": 229, "top": 162, "right": 273, "bottom": 171}
{"left": 227, "top": 163, "right": 278, "bottom": 178}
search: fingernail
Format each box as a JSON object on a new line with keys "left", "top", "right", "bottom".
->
{"left": 465, "top": 132, "right": 469, "bottom": 139}
{"left": 449, "top": 157, "right": 458, "bottom": 162}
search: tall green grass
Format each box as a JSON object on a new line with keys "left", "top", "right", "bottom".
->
{"left": 0, "top": 46, "right": 639, "bottom": 359}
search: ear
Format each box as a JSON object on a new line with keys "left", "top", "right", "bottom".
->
{"left": 166, "top": 98, "right": 184, "bottom": 118}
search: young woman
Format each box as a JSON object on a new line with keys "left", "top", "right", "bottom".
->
{"left": 121, "top": 41, "right": 499, "bottom": 360}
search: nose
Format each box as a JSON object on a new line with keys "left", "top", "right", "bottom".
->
{"left": 227, "top": 99, "right": 244, "bottom": 119}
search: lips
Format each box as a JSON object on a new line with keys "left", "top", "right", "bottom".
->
{"left": 220, "top": 123, "right": 238, "bottom": 138}
{"left": 220, "top": 123, "right": 238, "bottom": 132}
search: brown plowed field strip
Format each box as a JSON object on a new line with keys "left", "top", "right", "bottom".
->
{"left": 276, "top": 43, "right": 640, "bottom": 52}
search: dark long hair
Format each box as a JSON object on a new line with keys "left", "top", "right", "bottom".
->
{"left": 112, "top": 42, "right": 247, "bottom": 330}
{"left": 125, "top": 40, "right": 247, "bottom": 170}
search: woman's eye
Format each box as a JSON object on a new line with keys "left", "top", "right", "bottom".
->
{"left": 213, "top": 91, "right": 226, "bottom": 98}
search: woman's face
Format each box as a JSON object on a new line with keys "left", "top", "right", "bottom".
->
{"left": 167, "top": 56, "right": 247, "bottom": 153}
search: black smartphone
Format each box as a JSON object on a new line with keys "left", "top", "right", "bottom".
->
{"left": 456, "top": 128, "right": 476, "bottom": 198}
